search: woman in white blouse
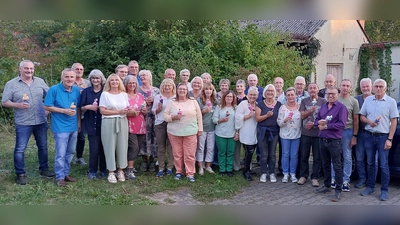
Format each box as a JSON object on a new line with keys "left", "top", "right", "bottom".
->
{"left": 235, "top": 86, "right": 258, "bottom": 181}
{"left": 277, "top": 87, "right": 302, "bottom": 183}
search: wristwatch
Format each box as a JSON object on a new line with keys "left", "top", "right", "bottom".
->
{"left": 324, "top": 125, "right": 328, "bottom": 130}
{"left": 353, "top": 134, "right": 357, "bottom": 137}
{"left": 387, "top": 139, "right": 393, "bottom": 142}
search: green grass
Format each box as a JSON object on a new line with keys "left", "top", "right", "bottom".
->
{"left": 0, "top": 126, "right": 251, "bottom": 205}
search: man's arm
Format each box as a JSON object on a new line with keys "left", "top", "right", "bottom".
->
{"left": 2, "top": 100, "right": 29, "bottom": 109}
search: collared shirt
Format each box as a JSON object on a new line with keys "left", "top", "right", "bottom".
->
{"left": 355, "top": 94, "right": 369, "bottom": 130}
{"left": 314, "top": 100, "right": 348, "bottom": 139}
{"left": 2, "top": 76, "right": 48, "bottom": 125}
{"left": 74, "top": 79, "right": 91, "bottom": 91}
{"left": 299, "top": 97, "right": 327, "bottom": 137}
{"left": 359, "top": 94, "right": 399, "bottom": 134}
{"left": 79, "top": 86, "right": 103, "bottom": 135}
{"left": 44, "top": 83, "right": 80, "bottom": 133}
{"left": 245, "top": 86, "right": 264, "bottom": 102}
{"left": 275, "top": 91, "right": 285, "bottom": 104}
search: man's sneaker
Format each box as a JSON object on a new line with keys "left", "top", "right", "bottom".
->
{"left": 188, "top": 176, "right": 195, "bottom": 183}
{"left": 270, "top": 174, "right": 277, "bottom": 183}
{"left": 290, "top": 174, "right": 298, "bottom": 183}
{"left": 166, "top": 169, "right": 173, "bottom": 175}
{"left": 260, "top": 173, "right": 267, "bottom": 182}
{"left": 117, "top": 170, "right": 125, "bottom": 182}
{"left": 205, "top": 167, "right": 215, "bottom": 173}
{"left": 330, "top": 179, "right": 336, "bottom": 189}
{"left": 297, "top": 177, "right": 307, "bottom": 185}
{"left": 16, "top": 174, "right": 28, "bottom": 185}
{"left": 156, "top": 170, "right": 165, "bottom": 178}
{"left": 88, "top": 172, "right": 98, "bottom": 180}
{"left": 40, "top": 169, "right": 55, "bottom": 178}
{"left": 380, "top": 191, "right": 389, "bottom": 201}
{"left": 282, "top": 174, "right": 289, "bottom": 183}
{"left": 127, "top": 172, "right": 136, "bottom": 180}
{"left": 149, "top": 162, "right": 156, "bottom": 172}
{"left": 198, "top": 167, "right": 204, "bottom": 175}
{"left": 311, "top": 179, "right": 320, "bottom": 187}
{"left": 174, "top": 173, "right": 183, "bottom": 180}
{"left": 99, "top": 171, "right": 108, "bottom": 179}
{"left": 75, "top": 158, "right": 87, "bottom": 165}
{"left": 342, "top": 182, "right": 350, "bottom": 192}
{"left": 108, "top": 172, "right": 117, "bottom": 183}
{"left": 360, "top": 187, "right": 375, "bottom": 196}
{"left": 140, "top": 162, "right": 148, "bottom": 172}
{"left": 355, "top": 180, "right": 365, "bottom": 188}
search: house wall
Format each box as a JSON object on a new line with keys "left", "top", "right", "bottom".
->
{"left": 310, "top": 20, "right": 369, "bottom": 93}
{"left": 371, "top": 45, "right": 400, "bottom": 102}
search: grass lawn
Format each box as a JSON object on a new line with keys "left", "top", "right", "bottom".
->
{"left": 0, "top": 125, "right": 251, "bottom": 205}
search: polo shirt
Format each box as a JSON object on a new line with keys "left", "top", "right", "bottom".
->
{"left": 44, "top": 83, "right": 80, "bottom": 133}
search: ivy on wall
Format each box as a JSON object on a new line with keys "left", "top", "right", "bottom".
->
{"left": 358, "top": 42, "right": 398, "bottom": 94}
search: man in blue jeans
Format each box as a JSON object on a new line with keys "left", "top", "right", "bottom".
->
{"left": 314, "top": 87, "right": 347, "bottom": 202}
{"left": 331, "top": 79, "right": 359, "bottom": 192}
{"left": 359, "top": 79, "right": 398, "bottom": 201}
{"left": 44, "top": 68, "right": 81, "bottom": 187}
{"left": 2, "top": 59, "right": 55, "bottom": 185}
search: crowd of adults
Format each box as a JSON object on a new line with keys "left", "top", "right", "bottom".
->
{"left": 2, "top": 59, "right": 398, "bottom": 202}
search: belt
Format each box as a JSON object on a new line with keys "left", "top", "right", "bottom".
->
{"left": 365, "top": 130, "right": 388, "bottom": 136}
{"left": 321, "top": 138, "right": 340, "bottom": 142}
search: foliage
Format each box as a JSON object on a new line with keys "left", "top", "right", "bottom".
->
{"left": 358, "top": 42, "right": 397, "bottom": 94}
{"left": 365, "top": 20, "right": 400, "bottom": 43}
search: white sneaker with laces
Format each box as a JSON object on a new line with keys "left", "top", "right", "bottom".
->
{"left": 290, "top": 174, "right": 298, "bottom": 183}
{"left": 205, "top": 167, "right": 214, "bottom": 173}
{"left": 117, "top": 170, "right": 125, "bottom": 182}
{"left": 108, "top": 172, "right": 117, "bottom": 183}
{"left": 282, "top": 174, "right": 289, "bottom": 183}
{"left": 260, "top": 173, "right": 267, "bottom": 182}
{"left": 199, "top": 167, "right": 204, "bottom": 175}
{"left": 270, "top": 174, "right": 277, "bottom": 183}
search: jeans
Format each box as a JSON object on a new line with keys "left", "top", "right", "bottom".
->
{"left": 356, "top": 129, "right": 378, "bottom": 183}
{"left": 331, "top": 128, "right": 353, "bottom": 183}
{"left": 281, "top": 138, "right": 300, "bottom": 175}
{"left": 259, "top": 134, "right": 279, "bottom": 175}
{"left": 320, "top": 138, "right": 343, "bottom": 192}
{"left": 365, "top": 133, "right": 390, "bottom": 192}
{"left": 54, "top": 131, "right": 78, "bottom": 180}
{"left": 14, "top": 123, "right": 49, "bottom": 175}
{"left": 299, "top": 135, "right": 321, "bottom": 179}
{"left": 88, "top": 129, "right": 106, "bottom": 174}
{"left": 243, "top": 144, "right": 256, "bottom": 174}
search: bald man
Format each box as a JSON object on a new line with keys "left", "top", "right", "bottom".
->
{"left": 318, "top": 74, "right": 340, "bottom": 98}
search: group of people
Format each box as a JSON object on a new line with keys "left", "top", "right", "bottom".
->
{"left": 2, "top": 59, "right": 398, "bottom": 203}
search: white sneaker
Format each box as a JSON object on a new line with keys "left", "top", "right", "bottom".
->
{"left": 199, "top": 167, "right": 204, "bottom": 175}
{"left": 290, "top": 174, "right": 298, "bottom": 183}
{"left": 270, "top": 174, "right": 277, "bottom": 183}
{"left": 205, "top": 167, "right": 214, "bottom": 173}
{"left": 117, "top": 170, "right": 125, "bottom": 182}
{"left": 108, "top": 172, "right": 117, "bottom": 183}
{"left": 260, "top": 173, "right": 267, "bottom": 182}
{"left": 282, "top": 174, "right": 289, "bottom": 183}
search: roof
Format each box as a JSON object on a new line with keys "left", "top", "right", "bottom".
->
{"left": 247, "top": 20, "right": 327, "bottom": 39}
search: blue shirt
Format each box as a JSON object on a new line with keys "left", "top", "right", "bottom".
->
{"left": 79, "top": 86, "right": 103, "bottom": 135}
{"left": 314, "top": 100, "right": 348, "bottom": 139}
{"left": 44, "top": 83, "right": 80, "bottom": 133}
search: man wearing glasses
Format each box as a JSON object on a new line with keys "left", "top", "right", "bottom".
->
{"left": 294, "top": 76, "right": 309, "bottom": 104}
{"left": 359, "top": 79, "right": 398, "bottom": 201}
{"left": 314, "top": 87, "right": 347, "bottom": 202}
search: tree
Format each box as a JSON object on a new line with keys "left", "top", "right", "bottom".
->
{"left": 365, "top": 20, "right": 400, "bottom": 42}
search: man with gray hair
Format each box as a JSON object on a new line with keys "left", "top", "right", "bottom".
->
{"left": 354, "top": 78, "right": 376, "bottom": 188}
{"left": 294, "top": 76, "right": 309, "bottom": 104}
{"left": 179, "top": 69, "right": 192, "bottom": 91}
{"left": 71, "top": 62, "right": 90, "bottom": 165}
{"left": 2, "top": 59, "right": 54, "bottom": 185}
{"left": 128, "top": 60, "right": 142, "bottom": 86}
{"left": 244, "top": 73, "right": 263, "bottom": 102}
{"left": 359, "top": 79, "right": 398, "bottom": 201}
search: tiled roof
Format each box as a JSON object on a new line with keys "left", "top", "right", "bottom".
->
{"left": 247, "top": 20, "right": 327, "bottom": 39}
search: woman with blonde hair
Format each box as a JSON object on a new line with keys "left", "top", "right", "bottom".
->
{"left": 99, "top": 74, "right": 130, "bottom": 183}
{"left": 152, "top": 78, "right": 176, "bottom": 177}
